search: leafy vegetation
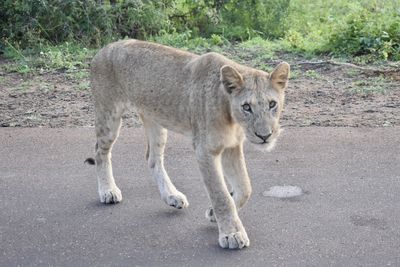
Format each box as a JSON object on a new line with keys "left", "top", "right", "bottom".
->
{"left": 282, "top": 0, "right": 400, "bottom": 61}
{"left": 2, "top": 41, "right": 96, "bottom": 73}
{"left": 1, "top": 0, "right": 399, "bottom": 72}
{"left": 327, "top": 6, "right": 400, "bottom": 61}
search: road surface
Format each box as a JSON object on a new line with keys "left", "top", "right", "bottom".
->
{"left": 1, "top": 127, "right": 399, "bottom": 266}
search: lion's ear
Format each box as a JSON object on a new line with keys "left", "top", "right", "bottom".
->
{"left": 220, "top": 65, "right": 244, "bottom": 94}
{"left": 270, "top": 62, "right": 290, "bottom": 91}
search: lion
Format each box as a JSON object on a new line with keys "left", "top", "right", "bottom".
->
{"left": 87, "top": 39, "right": 290, "bottom": 249}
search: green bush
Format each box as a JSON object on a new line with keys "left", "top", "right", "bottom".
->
{"left": 282, "top": 0, "right": 400, "bottom": 60}
{"left": 1, "top": 0, "right": 399, "bottom": 61}
{"left": 166, "top": 0, "right": 220, "bottom": 36}
{"left": 327, "top": 8, "right": 400, "bottom": 60}
{"left": 0, "top": 0, "right": 170, "bottom": 49}
{"left": 218, "top": 0, "right": 290, "bottom": 40}
{"left": 0, "top": 0, "right": 112, "bottom": 47}
{"left": 109, "top": 0, "right": 170, "bottom": 40}
{"left": 0, "top": 0, "right": 291, "bottom": 48}
{"left": 165, "top": 0, "right": 291, "bottom": 40}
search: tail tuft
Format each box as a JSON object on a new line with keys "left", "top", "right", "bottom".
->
{"left": 84, "top": 158, "right": 96, "bottom": 165}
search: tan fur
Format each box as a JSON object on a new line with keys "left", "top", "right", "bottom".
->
{"left": 90, "top": 39, "right": 290, "bottom": 249}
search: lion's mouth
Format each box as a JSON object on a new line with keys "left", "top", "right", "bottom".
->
{"left": 256, "top": 140, "right": 269, "bottom": 145}
{"left": 248, "top": 138, "right": 270, "bottom": 146}
{"left": 250, "top": 135, "right": 273, "bottom": 145}
{"left": 248, "top": 135, "right": 278, "bottom": 152}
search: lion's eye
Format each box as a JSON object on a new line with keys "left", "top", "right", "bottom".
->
{"left": 242, "top": 103, "right": 252, "bottom": 112}
{"left": 269, "top": 100, "right": 277, "bottom": 109}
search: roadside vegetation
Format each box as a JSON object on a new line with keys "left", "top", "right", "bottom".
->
{"left": 1, "top": 0, "right": 399, "bottom": 128}
{"left": 0, "top": 0, "right": 399, "bottom": 84}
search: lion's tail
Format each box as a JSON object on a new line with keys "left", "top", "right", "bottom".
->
{"left": 85, "top": 142, "right": 98, "bottom": 165}
{"left": 84, "top": 157, "right": 96, "bottom": 165}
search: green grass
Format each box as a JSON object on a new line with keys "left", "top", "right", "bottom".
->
{"left": 150, "top": 31, "right": 226, "bottom": 54}
{"left": 235, "top": 37, "right": 280, "bottom": 64}
{"left": 290, "top": 70, "right": 301, "bottom": 79}
{"left": 15, "top": 80, "right": 33, "bottom": 91}
{"left": 344, "top": 69, "right": 362, "bottom": 78}
{"left": 0, "top": 76, "right": 8, "bottom": 84}
{"left": 3, "top": 42, "right": 95, "bottom": 74}
{"left": 304, "top": 70, "right": 321, "bottom": 79}
{"left": 66, "top": 70, "right": 90, "bottom": 80}
{"left": 348, "top": 76, "right": 393, "bottom": 94}
{"left": 76, "top": 81, "right": 91, "bottom": 90}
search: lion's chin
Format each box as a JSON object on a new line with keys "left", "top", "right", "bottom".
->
{"left": 250, "top": 138, "right": 277, "bottom": 152}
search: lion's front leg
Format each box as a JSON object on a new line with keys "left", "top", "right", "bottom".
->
{"left": 222, "top": 144, "right": 252, "bottom": 208}
{"left": 196, "top": 146, "right": 250, "bottom": 249}
{"left": 206, "top": 144, "right": 252, "bottom": 222}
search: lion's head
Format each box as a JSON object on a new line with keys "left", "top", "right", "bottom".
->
{"left": 220, "top": 62, "right": 290, "bottom": 151}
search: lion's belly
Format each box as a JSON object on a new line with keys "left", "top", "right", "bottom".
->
{"left": 152, "top": 114, "right": 192, "bottom": 137}
{"left": 136, "top": 104, "right": 193, "bottom": 137}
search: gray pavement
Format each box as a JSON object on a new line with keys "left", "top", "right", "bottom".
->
{"left": 1, "top": 127, "right": 399, "bottom": 266}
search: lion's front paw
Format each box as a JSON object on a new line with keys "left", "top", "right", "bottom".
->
{"left": 165, "top": 191, "right": 189, "bottom": 209}
{"left": 205, "top": 207, "right": 217, "bottom": 222}
{"left": 99, "top": 186, "right": 122, "bottom": 204}
{"left": 219, "top": 229, "right": 250, "bottom": 249}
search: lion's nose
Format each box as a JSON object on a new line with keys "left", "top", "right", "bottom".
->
{"left": 255, "top": 132, "right": 272, "bottom": 142}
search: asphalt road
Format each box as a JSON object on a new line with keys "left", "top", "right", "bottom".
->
{"left": 1, "top": 127, "right": 399, "bottom": 266}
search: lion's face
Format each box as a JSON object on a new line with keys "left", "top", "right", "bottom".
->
{"left": 230, "top": 81, "right": 283, "bottom": 151}
{"left": 220, "top": 63, "right": 290, "bottom": 151}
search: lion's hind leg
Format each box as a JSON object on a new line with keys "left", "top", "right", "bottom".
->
{"left": 141, "top": 115, "right": 189, "bottom": 209}
{"left": 94, "top": 103, "right": 124, "bottom": 204}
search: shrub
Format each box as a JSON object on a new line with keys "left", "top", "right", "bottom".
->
{"left": 167, "top": 0, "right": 220, "bottom": 37}
{"left": 1, "top": 0, "right": 399, "bottom": 61}
{"left": 327, "top": 8, "right": 400, "bottom": 60}
{"left": 282, "top": 0, "right": 400, "bottom": 60}
{"left": 0, "top": 0, "right": 112, "bottom": 47}
{"left": 217, "top": 0, "right": 291, "bottom": 40}
{"left": 0, "top": 0, "right": 170, "bottom": 49}
{"left": 109, "top": 0, "right": 170, "bottom": 40}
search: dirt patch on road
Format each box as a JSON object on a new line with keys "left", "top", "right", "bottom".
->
{"left": 0, "top": 56, "right": 399, "bottom": 128}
